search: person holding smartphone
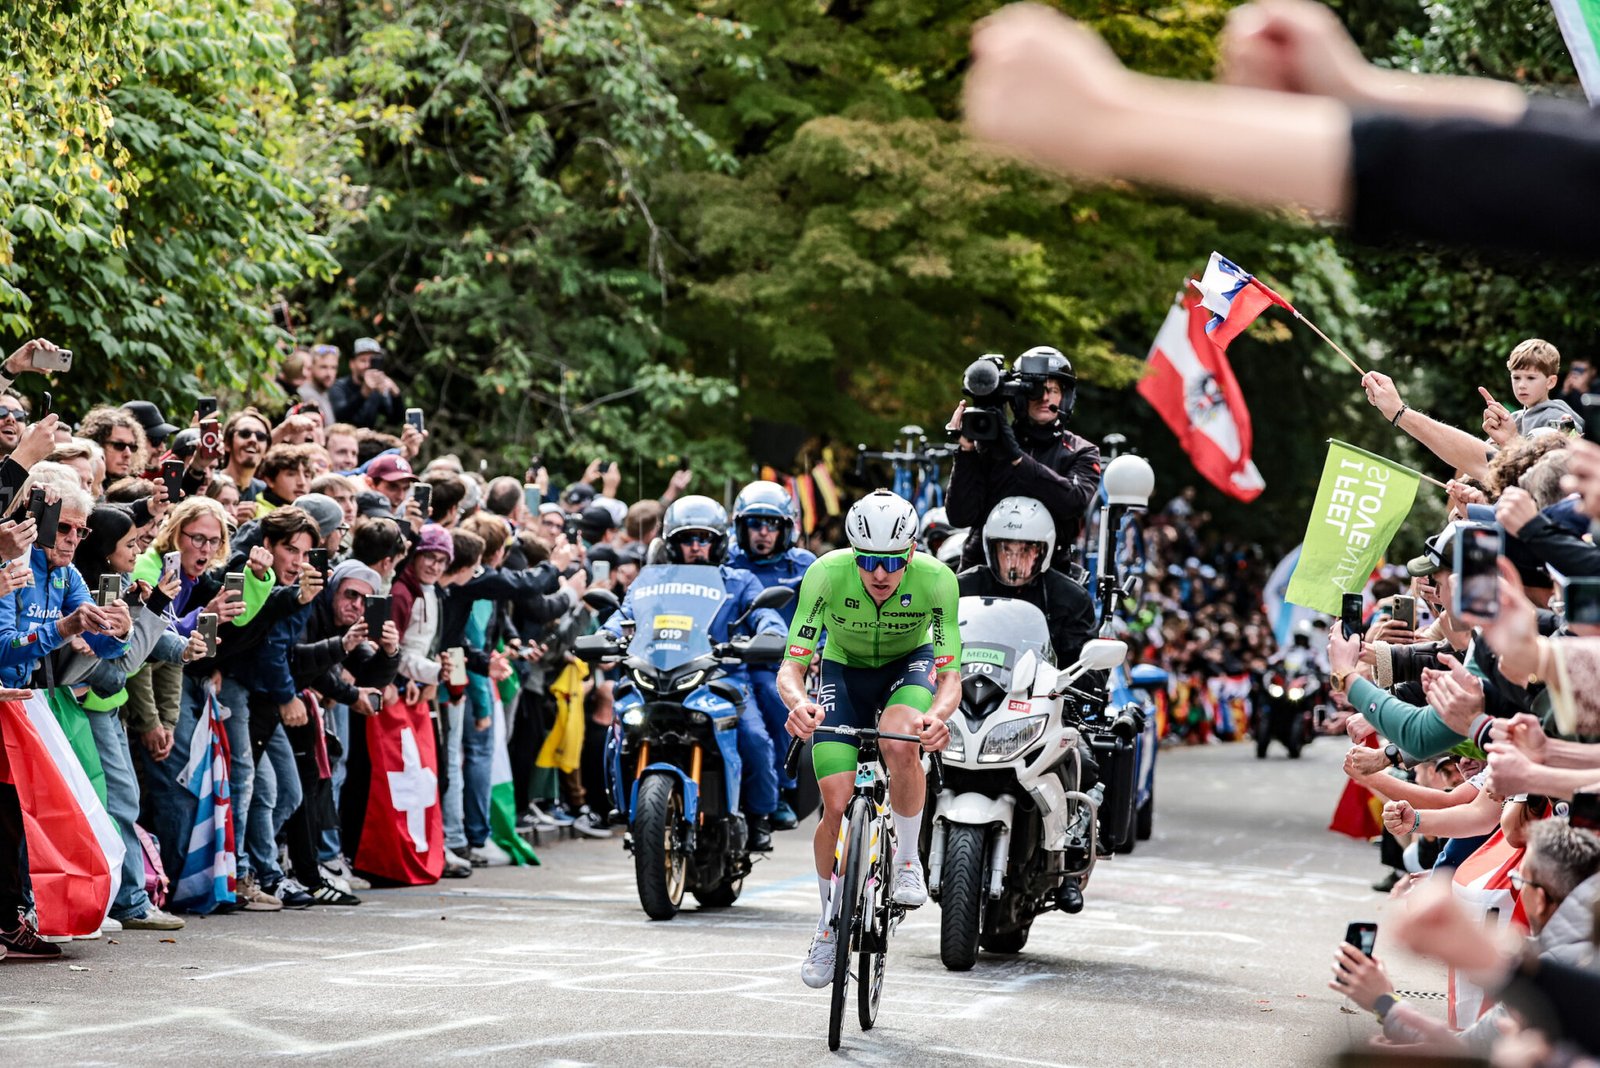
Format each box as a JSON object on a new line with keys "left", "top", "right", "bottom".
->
{"left": 329, "top": 337, "right": 405, "bottom": 430}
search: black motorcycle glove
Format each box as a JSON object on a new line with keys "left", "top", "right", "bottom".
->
{"left": 993, "top": 420, "right": 1024, "bottom": 465}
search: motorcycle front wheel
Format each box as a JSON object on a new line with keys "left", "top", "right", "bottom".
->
{"left": 634, "top": 774, "right": 686, "bottom": 921}
{"left": 939, "top": 823, "right": 985, "bottom": 971}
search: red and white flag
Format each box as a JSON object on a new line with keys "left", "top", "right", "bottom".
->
{"left": 354, "top": 697, "right": 443, "bottom": 886}
{"left": 0, "top": 692, "right": 124, "bottom": 936}
{"left": 1137, "top": 289, "right": 1265, "bottom": 502}
{"left": 1191, "top": 251, "right": 1294, "bottom": 351}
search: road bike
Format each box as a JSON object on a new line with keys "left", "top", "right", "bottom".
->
{"left": 784, "top": 726, "right": 943, "bottom": 1050}
{"left": 855, "top": 425, "right": 957, "bottom": 519}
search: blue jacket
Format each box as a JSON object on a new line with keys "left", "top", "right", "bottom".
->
{"left": 0, "top": 547, "right": 129, "bottom": 688}
{"left": 725, "top": 546, "right": 816, "bottom": 626}
{"left": 240, "top": 598, "right": 317, "bottom": 705}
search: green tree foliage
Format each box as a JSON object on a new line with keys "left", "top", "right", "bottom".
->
{"left": 3, "top": 0, "right": 335, "bottom": 409}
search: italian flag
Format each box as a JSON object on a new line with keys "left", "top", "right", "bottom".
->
{"left": 0, "top": 692, "right": 124, "bottom": 936}
{"left": 489, "top": 684, "right": 539, "bottom": 866}
{"left": 1552, "top": 0, "right": 1600, "bottom": 103}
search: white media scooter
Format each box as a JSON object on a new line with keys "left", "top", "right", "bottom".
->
{"left": 924, "top": 595, "right": 1132, "bottom": 971}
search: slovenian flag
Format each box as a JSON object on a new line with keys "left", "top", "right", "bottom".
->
{"left": 172, "top": 688, "right": 237, "bottom": 914}
{"left": 1137, "top": 288, "right": 1265, "bottom": 502}
{"left": 0, "top": 692, "right": 124, "bottom": 937}
{"left": 1191, "top": 252, "right": 1294, "bottom": 351}
{"left": 1551, "top": 0, "right": 1600, "bottom": 104}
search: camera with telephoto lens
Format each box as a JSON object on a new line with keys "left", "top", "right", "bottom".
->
{"left": 958, "top": 353, "right": 1058, "bottom": 443}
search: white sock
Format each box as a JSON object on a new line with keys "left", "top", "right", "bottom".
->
{"left": 817, "top": 877, "right": 832, "bottom": 931}
{"left": 893, "top": 810, "right": 922, "bottom": 864}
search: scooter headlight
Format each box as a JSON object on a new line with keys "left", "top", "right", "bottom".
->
{"left": 944, "top": 720, "right": 966, "bottom": 761}
{"left": 978, "top": 714, "right": 1047, "bottom": 763}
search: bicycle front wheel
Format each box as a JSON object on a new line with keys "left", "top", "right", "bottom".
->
{"left": 858, "top": 846, "right": 888, "bottom": 1030}
{"left": 829, "top": 796, "right": 872, "bottom": 1052}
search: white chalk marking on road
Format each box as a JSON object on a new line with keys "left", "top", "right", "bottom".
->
{"left": 450, "top": 1028, "right": 821, "bottom": 1058}
{"left": 188, "top": 960, "right": 300, "bottom": 982}
{"left": 324, "top": 941, "right": 442, "bottom": 960}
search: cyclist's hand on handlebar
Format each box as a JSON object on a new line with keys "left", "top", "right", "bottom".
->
{"left": 786, "top": 700, "right": 825, "bottom": 740}
{"left": 916, "top": 715, "right": 950, "bottom": 753}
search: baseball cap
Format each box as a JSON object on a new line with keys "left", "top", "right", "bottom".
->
{"left": 579, "top": 504, "right": 618, "bottom": 542}
{"left": 562, "top": 482, "right": 596, "bottom": 507}
{"left": 353, "top": 337, "right": 383, "bottom": 356}
{"left": 1406, "top": 523, "right": 1458, "bottom": 577}
{"left": 121, "top": 400, "right": 179, "bottom": 443}
{"left": 366, "top": 454, "right": 417, "bottom": 483}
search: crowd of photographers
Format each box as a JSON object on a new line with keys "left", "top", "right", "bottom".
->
{"left": 1297, "top": 338, "right": 1600, "bottom": 1064}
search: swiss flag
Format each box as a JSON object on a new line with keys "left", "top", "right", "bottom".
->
{"left": 0, "top": 694, "right": 123, "bottom": 936}
{"left": 354, "top": 698, "right": 444, "bottom": 885}
{"left": 1137, "top": 290, "right": 1265, "bottom": 502}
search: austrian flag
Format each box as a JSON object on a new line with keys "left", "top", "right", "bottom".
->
{"left": 1137, "top": 289, "right": 1265, "bottom": 502}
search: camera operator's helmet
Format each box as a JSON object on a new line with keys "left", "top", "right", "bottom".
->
{"left": 981, "top": 496, "right": 1055, "bottom": 586}
{"left": 1014, "top": 346, "right": 1077, "bottom": 418}
{"left": 845, "top": 490, "right": 918, "bottom": 554}
{"left": 731, "top": 480, "right": 797, "bottom": 556}
{"left": 662, "top": 495, "right": 729, "bottom": 565}
{"left": 918, "top": 506, "right": 955, "bottom": 552}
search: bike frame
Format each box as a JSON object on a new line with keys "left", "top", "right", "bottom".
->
{"left": 857, "top": 425, "right": 957, "bottom": 519}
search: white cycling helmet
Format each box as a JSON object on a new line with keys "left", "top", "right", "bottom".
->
{"left": 845, "top": 489, "right": 918, "bottom": 554}
{"left": 981, "top": 496, "right": 1055, "bottom": 586}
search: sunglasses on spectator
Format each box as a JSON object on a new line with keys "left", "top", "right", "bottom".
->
{"left": 0, "top": 407, "right": 26, "bottom": 422}
{"left": 103, "top": 439, "right": 137, "bottom": 453}
{"left": 56, "top": 522, "right": 89, "bottom": 541}
{"left": 233, "top": 429, "right": 270, "bottom": 443}
{"left": 855, "top": 550, "right": 911, "bottom": 574}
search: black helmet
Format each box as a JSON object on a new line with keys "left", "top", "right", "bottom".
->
{"left": 662, "top": 494, "right": 730, "bottom": 564}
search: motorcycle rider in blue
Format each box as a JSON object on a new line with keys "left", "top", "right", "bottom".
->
{"left": 725, "top": 480, "right": 815, "bottom": 830}
{"left": 601, "top": 495, "right": 785, "bottom": 852}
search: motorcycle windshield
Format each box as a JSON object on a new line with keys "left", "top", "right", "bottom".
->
{"left": 956, "top": 595, "right": 1052, "bottom": 694}
{"left": 625, "top": 564, "right": 726, "bottom": 671}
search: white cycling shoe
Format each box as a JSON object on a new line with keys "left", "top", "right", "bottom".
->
{"left": 801, "top": 928, "right": 837, "bottom": 988}
{"left": 891, "top": 860, "right": 928, "bottom": 907}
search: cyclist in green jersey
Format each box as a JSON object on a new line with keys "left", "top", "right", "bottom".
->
{"left": 778, "top": 489, "right": 961, "bottom": 987}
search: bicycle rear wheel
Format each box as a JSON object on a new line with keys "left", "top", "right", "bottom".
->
{"left": 829, "top": 796, "right": 871, "bottom": 1052}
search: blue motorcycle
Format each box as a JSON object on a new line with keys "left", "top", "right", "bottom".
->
{"left": 576, "top": 566, "right": 791, "bottom": 920}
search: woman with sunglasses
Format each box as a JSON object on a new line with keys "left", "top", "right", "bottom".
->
{"left": 778, "top": 489, "right": 962, "bottom": 989}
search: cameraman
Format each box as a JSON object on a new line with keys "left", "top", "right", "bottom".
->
{"left": 945, "top": 347, "right": 1101, "bottom": 572}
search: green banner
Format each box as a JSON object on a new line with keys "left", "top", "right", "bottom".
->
{"left": 1284, "top": 440, "right": 1420, "bottom": 614}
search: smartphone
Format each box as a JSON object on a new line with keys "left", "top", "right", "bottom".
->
{"left": 30, "top": 347, "right": 71, "bottom": 372}
{"left": 1390, "top": 594, "right": 1416, "bottom": 630}
{"left": 196, "top": 396, "right": 218, "bottom": 422}
{"left": 599, "top": 460, "right": 613, "bottom": 475}
{"left": 446, "top": 646, "right": 468, "bottom": 687}
{"left": 95, "top": 573, "right": 121, "bottom": 609}
{"left": 368, "top": 353, "right": 385, "bottom": 373}
{"left": 160, "top": 459, "right": 185, "bottom": 503}
{"left": 307, "top": 547, "right": 329, "bottom": 578}
{"left": 40, "top": 391, "right": 51, "bottom": 417}
{"left": 528, "top": 454, "right": 542, "bottom": 474}
{"left": 29, "top": 489, "right": 59, "bottom": 549}
{"left": 364, "top": 594, "right": 391, "bottom": 638}
{"left": 223, "top": 572, "right": 246, "bottom": 599}
{"left": 1453, "top": 525, "right": 1504, "bottom": 619}
{"left": 523, "top": 484, "right": 541, "bottom": 515}
{"left": 1343, "top": 922, "right": 1378, "bottom": 960}
{"left": 677, "top": 456, "right": 690, "bottom": 472}
{"left": 197, "top": 612, "right": 219, "bottom": 657}
{"left": 162, "top": 550, "right": 180, "bottom": 579}
{"left": 1340, "top": 593, "right": 1364, "bottom": 640}
{"left": 564, "top": 515, "right": 582, "bottom": 542}
{"left": 1566, "top": 578, "right": 1600, "bottom": 626}
{"left": 1570, "top": 791, "right": 1600, "bottom": 832}
{"left": 591, "top": 560, "right": 611, "bottom": 585}
{"left": 199, "top": 417, "right": 222, "bottom": 456}
{"left": 1580, "top": 393, "right": 1600, "bottom": 446}
{"left": 405, "top": 408, "right": 425, "bottom": 435}
{"left": 412, "top": 482, "right": 433, "bottom": 515}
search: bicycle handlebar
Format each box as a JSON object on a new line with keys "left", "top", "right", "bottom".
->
{"left": 782, "top": 729, "right": 946, "bottom": 793}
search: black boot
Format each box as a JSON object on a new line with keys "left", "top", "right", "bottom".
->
{"left": 747, "top": 814, "right": 774, "bottom": 853}
{"left": 1057, "top": 876, "right": 1084, "bottom": 914}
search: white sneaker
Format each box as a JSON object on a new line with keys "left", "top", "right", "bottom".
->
{"left": 318, "top": 865, "right": 355, "bottom": 895}
{"left": 322, "top": 855, "right": 371, "bottom": 891}
{"left": 891, "top": 860, "right": 928, "bottom": 907}
{"left": 573, "top": 808, "right": 612, "bottom": 839}
{"left": 442, "top": 849, "right": 473, "bottom": 879}
{"left": 100, "top": 916, "right": 122, "bottom": 933}
{"left": 801, "top": 928, "right": 837, "bottom": 989}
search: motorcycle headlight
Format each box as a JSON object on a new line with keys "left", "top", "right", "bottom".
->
{"left": 621, "top": 708, "right": 646, "bottom": 728}
{"left": 1267, "top": 684, "right": 1284, "bottom": 698}
{"left": 944, "top": 721, "right": 966, "bottom": 761}
{"left": 978, "top": 714, "right": 1047, "bottom": 763}
{"left": 672, "top": 669, "right": 708, "bottom": 694}
{"left": 630, "top": 668, "right": 657, "bottom": 694}
{"left": 1288, "top": 687, "right": 1304, "bottom": 701}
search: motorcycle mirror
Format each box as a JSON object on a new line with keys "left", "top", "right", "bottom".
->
{"left": 737, "top": 632, "right": 788, "bottom": 663}
{"left": 1078, "top": 638, "right": 1129, "bottom": 672}
{"left": 751, "top": 585, "right": 795, "bottom": 612}
{"left": 583, "top": 589, "right": 621, "bottom": 615}
{"left": 573, "top": 632, "right": 620, "bottom": 662}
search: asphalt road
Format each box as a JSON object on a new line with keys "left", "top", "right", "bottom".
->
{"left": 0, "top": 737, "right": 1449, "bottom": 1066}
